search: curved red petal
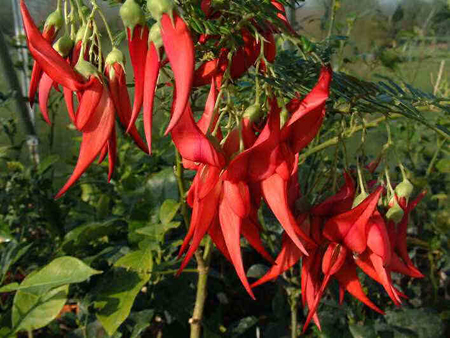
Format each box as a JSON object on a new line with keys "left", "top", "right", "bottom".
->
{"left": 261, "top": 173, "right": 315, "bottom": 254}
{"left": 142, "top": 43, "right": 160, "bottom": 153}
{"left": 127, "top": 25, "right": 149, "bottom": 123}
{"left": 38, "top": 73, "right": 54, "bottom": 125}
{"left": 251, "top": 234, "right": 302, "bottom": 288}
{"left": 55, "top": 87, "right": 115, "bottom": 198}
{"left": 161, "top": 12, "right": 195, "bottom": 134}
{"left": 75, "top": 77, "right": 103, "bottom": 131}
{"left": 219, "top": 198, "right": 255, "bottom": 299}
{"left": 20, "top": 0, "right": 84, "bottom": 92}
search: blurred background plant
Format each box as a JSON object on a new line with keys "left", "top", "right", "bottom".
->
{"left": 0, "top": 0, "right": 448, "bottom": 337}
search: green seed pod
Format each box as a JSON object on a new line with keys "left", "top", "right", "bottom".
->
{"left": 120, "top": 0, "right": 146, "bottom": 31}
{"left": 147, "top": 0, "right": 174, "bottom": 21}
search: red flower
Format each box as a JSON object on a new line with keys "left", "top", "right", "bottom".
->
{"left": 28, "top": 6, "right": 63, "bottom": 106}
{"left": 105, "top": 49, "right": 148, "bottom": 153}
{"left": 20, "top": 0, "right": 86, "bottom": 93}
{"left": 55, "top": 81, "right": 115, "bottom": 198}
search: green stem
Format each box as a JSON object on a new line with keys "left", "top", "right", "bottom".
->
{"left": 74, "top": 0, "right": 85, "bottom": 22}
{"left": 300, "top": 114, "right": 399, "bottom": 162}
{"left": 426, "top": 138, "right": 446, "bottom": 177}
{"left": 289, "top": 291, "right": 299, "bottom": 338}
{"left": 357, "top": 161, "right": 367, "bottom": 195}
{"left": 94, "top": 2, "right": 116, "bottom": 46}
{"left": 327, "top": 0, "right": 337, "bottom": 39}
{"left": 174, "top": 151, "right": 212, "bottom": 338}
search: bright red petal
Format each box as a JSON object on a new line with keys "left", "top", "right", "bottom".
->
{"left": 20, "top": 0, "right": 85, "bottom": 92}
{"left": 55, "top": 87, "right": 115, "bottom": 198}
{"left": 219, "top": 197, "right": 255, "bottom": 299}
{"left": 261, "top": 173, "right": 315, "bottom": 255}
{"left": 38, "top": 73, "right": 54, "bottom": 125}
{"left": 251, "top": 234, "right": 302, "bottom": 288}
{"left": 161, "top": 12, "right": 195, "bottom": 134}
{"left": 127, "top": 25, "right": 149, "bottom": 123}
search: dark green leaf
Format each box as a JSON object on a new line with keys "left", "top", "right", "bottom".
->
{"left": 0, "top": 257, "right": 101, "bottom": 293}
{"left": 95, "top": 247, "right": 153, "bottom": 336}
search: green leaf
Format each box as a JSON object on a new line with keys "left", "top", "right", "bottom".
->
{"left": 0, "top": 222, "right": 12, "bottom": 244}
{"left": 115, "top": 248, "right": 153, "bottom": 273}
{"left": 0, "top": 242, "right": 32, "bottom": 282}
{"left": 12, "top": 284, "right": 68, "bottom": 332}
{"left": 246, "top": 264, "right": 269, "bottom": 279}
{"left": 385, "top": 308, "right": 444, "bottom": 338}
{"left": 436, "top": 159, "right": 450, "bottom": 173}
{"left": 349, "top": 323, "right": 377, "bottom": 338}
{"left": 37, "top": 155, "right": 59, "bottom": 175}
{"left": 159, "top": 199, "right": 180, "bottom": 224}
{"left": 129, "top": 310, "right": 155, "bottom": 338}
{"left": 229, "top": 316, "right": 258, "bottom": 336}
{"left": 136, "top": 222, "right": 181, "bottom": 242}
{"left": 95, "top": 247, "right": 153, "bottom": 336}
{"left": 0, "top": 256, "right": 101, "bottom": 293}
{"left": 61, "top": 219, "right": 122, "bottom": 253}
{"left": 146, "top": 168, "right": 179, "bottom": 203}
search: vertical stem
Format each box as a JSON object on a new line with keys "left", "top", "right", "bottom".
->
{"left": 174, "top": 151, "right": 212, "bottom": 338}
{"left": 327, "top": 0, "right": 337, "bottom": 39}
{"left": 433, "top": 60, "right": 445, "bottom": 96}
{"left": 190, "top": 246, "right": 212, "bottom": 338}
{"left": 0, "top": 28, "right": 39, "bottom": 165}
{"left": 290, "top": 292, "right": 299, "bottom": 338}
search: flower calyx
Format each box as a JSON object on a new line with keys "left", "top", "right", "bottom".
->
{"left": 120, "top": 0, "right": 146, "bottom": 32}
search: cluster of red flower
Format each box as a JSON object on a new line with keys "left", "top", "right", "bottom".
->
{"left": 20, "top": 0, "right": 424, "bottom": 330}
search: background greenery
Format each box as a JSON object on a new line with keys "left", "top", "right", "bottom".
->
{"left": 0, "top": 0, "right": 449, "bottom": 337}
